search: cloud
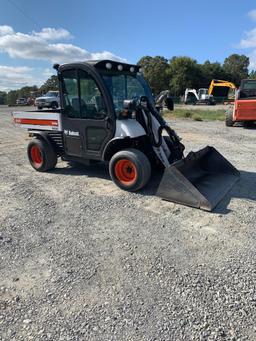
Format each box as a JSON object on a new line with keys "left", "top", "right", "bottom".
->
{"left": 238, "top": 11, "right": 256, "bottom": 68}
{"left": 0, "top": 25, "right": 14, "bottom": 36}
{"left": 248, "top": 50, "right": 256, "bottom": 69}
{"left": 248, "top": 9, "right": 256, "bottom": 21}
{"left": 0, "top": 65, "right": 42, "bottom": 91}
{"left": 239, "top": 28, "right": 256, "bottom": 48}
{"left": 0, "top": 25, "right": 125, "bottom": 64}
{"left": 0, "top": 26, "right": 126, "bottom": 90}
{"left": 42, "top": 68, "right": 54, "bottom": 78}
{"left": 33, "top": 27, "right": 72, "bottom": 40}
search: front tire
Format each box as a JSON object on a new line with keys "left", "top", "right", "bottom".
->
{"left": 27, "top": 139, "right": 57, "bottom": 172}
{"left": 109, "top": 149, "right": 151, "bottom": 192}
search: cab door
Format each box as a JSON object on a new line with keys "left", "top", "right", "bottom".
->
{"left": 61, "top": 68, "right": 114, "bottom": 160}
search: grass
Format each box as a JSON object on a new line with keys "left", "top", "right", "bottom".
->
{"left": 164, "top": 109, "right": 225, "bottom": 121}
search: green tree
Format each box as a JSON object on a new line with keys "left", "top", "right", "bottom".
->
{"left": 248, "top": 70, "right": 256, "bottom": 79}
{"left": 199, "top": 61, "right": 227, "bottom": 87}
{"left": 137, "top": 56, "right": 169, "bottom": 94}
{"left": 40, "top": 75, "right": 59, "bottom": 93}
{"left": 6, "top": 86, "right": 39, "bottom": 105}
{"left": 7, "top": 90, "right": 19, "bottom": 105}
{"left": 167, "top": 56, "right": 201, "bottom": 96}
{"left": 0, "top": 91, "right": 7, "bottom": 105}
{"left": 18, "top": 85, "right": 38, "bottom": 99}
{"left": 223, "top": 54, "right": 249, "bottom": 86}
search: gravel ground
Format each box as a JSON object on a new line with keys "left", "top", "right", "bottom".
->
{"left": 1, "top": 106, "right": 256, "bottom": 341}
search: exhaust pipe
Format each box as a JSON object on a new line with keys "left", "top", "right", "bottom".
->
{"left": 156, "top": 146, "right": 240, "bottom": 211}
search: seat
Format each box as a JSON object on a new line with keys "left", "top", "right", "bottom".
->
{"left": 94, "top": 95, "right": 104, "bottom": 112}
{"left": 71, "top": 98, "right": 87, "bottom": 118}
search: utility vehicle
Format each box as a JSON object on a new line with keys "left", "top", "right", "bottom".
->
{"left": 13, "top": 60, "right": 239, "bottom": 211}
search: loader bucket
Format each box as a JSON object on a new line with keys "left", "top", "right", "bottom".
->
{"left": 156, "top": 146, "right": 240, "bottom": 211}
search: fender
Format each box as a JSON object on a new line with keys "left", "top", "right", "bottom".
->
{"left": 114, "top": 119, "right": 146, "bottom": 138}
{"left": 102, "top": 136, "right": 133, "bottom": 161}
{"left": 102, "top": 119, "right": 147, "bottom": 161}
{"left": 28, "top": 131, "right": 62, "bottom": 154}
{"left": 29, "top": 130, "right": 51, "bottom": 144}
{"left": 102, "top": 135, "right": 153, "bottom": 161}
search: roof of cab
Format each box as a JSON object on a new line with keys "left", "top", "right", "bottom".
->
{"left": 84, "top": 60, "right": 141, "bottom": 72}
{"left": 57, "top": 60, "right": 141, "bottom": 73}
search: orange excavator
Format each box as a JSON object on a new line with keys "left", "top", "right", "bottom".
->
{"left": 208, "top": 79, "right": 236, "bottom": 100}
{"left": 225, "top": 79, "right": 256, "bottom": 126}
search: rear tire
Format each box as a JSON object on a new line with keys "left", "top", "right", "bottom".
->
{"left": 225, "top": 109, "right": 234, "bottom": 127}
{"left": 37, "top": 106, "right": 43, "bottom": 110}
{"left": 109, "top": 148, "right": 151, "bottom": 191}
{"left": 27, "top": 138, "right": 57, "bottom": 172}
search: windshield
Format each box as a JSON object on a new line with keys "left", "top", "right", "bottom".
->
{"left": 242, "top": 81, "right": 256, "bottom": 90}
{"left": 239, "top": 81, "right": 256, "bottom": 99}
{"left": 102, "top": 72, "right": 154, "bottom": 112}
{"left": 45, "top": 91, "right": 58, "bottom": 97}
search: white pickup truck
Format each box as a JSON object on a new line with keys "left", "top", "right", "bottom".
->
{"left": 35, "top": 90, "right": 60, "bottom": 110}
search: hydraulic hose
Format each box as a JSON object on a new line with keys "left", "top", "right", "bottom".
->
{"left": 141, "top": 107, "right": 163, "bottom": 147}
{"left": 142, "top": 103, "right": 180, "bottom": 148}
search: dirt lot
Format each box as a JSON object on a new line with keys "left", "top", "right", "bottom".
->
{"left": 1, "top": 105, "right": 256, "bottom": 340}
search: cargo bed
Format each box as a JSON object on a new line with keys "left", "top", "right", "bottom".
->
{"left": 12, "top": 109, "right": 62, "bottom": 131}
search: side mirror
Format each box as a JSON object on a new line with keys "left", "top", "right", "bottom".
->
{"left": 165, "top": 97, "right": 174, "bottom": 111}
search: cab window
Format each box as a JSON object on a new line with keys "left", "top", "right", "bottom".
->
{"left": 62, "top": 69, "right": 80, "bottom": 118}
{"left": 62, "top": 69, "right": 107, "bottom": 119}
{"left": 79, "top": 70, "right": 107, "bottom": 119}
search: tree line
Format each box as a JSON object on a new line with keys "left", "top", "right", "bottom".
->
{"left": 138, "top": 54, "right": 254, "bottom": 96}
{"left": 0, "top": 53, "right": 255, "bottom": 105}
